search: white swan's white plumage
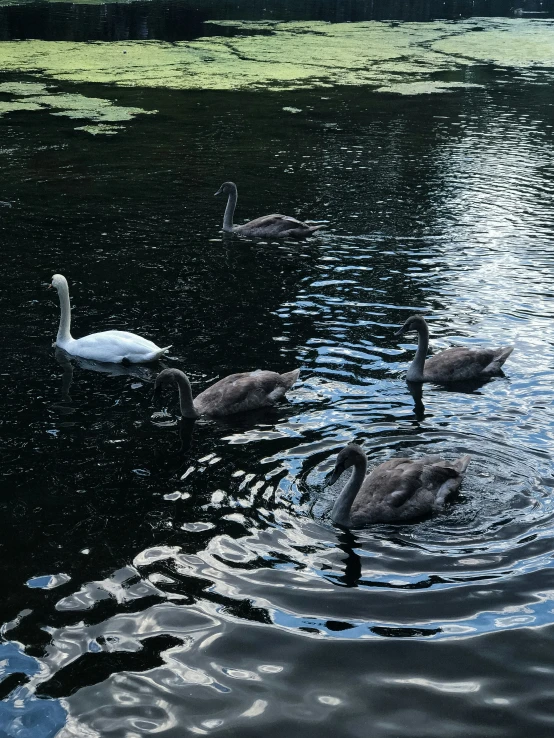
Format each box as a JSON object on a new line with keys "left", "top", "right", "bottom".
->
{"left": 58, "top": 330, "right": 167, "bottom": 364}
{"left": 51, "top": 274, "right": 170, "bottom": 364}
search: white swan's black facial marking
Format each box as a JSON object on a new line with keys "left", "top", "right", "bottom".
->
{"left": 51, "top": 274, "right": 67, "bottom": 291}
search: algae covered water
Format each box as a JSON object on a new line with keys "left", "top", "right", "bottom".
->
{"left": 1, "top": 2, "right": 554, "bottom": 737}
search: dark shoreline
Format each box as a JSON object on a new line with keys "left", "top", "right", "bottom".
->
{"left": 0, "top": 0, "right": 552, "bottom": 43}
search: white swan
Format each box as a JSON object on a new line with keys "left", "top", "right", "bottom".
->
{"left": 50, "top": 274, "right": 171, "bottom": 364}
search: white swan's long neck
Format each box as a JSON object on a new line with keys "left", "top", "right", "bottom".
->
{"left": 331, "top": 456, "right": 367, "bottom": 527}
{"left": 174, "top": 373, "right": 200, "bottom": 419}
{"left": 56, "top": 283, "right": 72, "bottom": 344}
{"left": 407, "top": 322, "right": 429, "bottom": 382}
{"left": 223, "top": 189, "right": 237, "bottom": 232}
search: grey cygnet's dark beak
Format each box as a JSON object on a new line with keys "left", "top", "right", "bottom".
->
{"left": 327, "top": 466, "right": 343, "bottom": 486}
{"left": 214, "top": 187, "right": 223, "bottom": 196}
{"left": 395, "top": 321, "right": 410, "bottom": 336}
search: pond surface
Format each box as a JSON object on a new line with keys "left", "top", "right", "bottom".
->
{"left": 1, "top": 4, "right": 554, "bottom": 738}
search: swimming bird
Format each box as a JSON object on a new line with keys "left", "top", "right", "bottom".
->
{"left": 154, "top": 367, "right": 300, "bottom": 418}
{"left": 215, "top": 181, "right": 324, "bottom": 238}
{"left": 327, "top": 444, "right": 471, "bottom": 527}
{"left": 395, "top": 315, "right": 513, "bottom": 384}
{"left": 511, "top": 6, "right": 547, "bottom": 14}
{"left": 50, "top": 274, "right": 171, "bottom": 364}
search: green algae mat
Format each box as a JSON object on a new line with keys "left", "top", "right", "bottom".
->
{"left": 2, "top": 19, "right": 554, "bottom": 91}
{"left": 1, "top": 18, "right": 553, "bottom": 134}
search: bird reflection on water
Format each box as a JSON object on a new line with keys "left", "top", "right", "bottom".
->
{"left": 334, "top": 530, "right": 363, "bottom": 588}
{"left": 53, "top": 347, "right": 159, "bottom": 406}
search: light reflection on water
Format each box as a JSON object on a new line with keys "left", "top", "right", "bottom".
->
{"left": 1, "top": 23, "right": 554, "bottom": 738}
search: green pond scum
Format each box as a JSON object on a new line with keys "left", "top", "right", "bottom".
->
{"left": 0, "top": 20, "right": 552, "bottom": 112}
{"left": 0, "top": 81, "right": 155, "bottom": 134}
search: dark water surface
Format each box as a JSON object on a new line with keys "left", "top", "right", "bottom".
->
{"left": 1, "top": 5, "right": 554, "bottom": 738}
{"left": 1, "top": 0, "right": 553, "bottom": 41}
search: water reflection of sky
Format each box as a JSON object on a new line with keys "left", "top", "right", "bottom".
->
{"left": 0, "top": 643, "right": 67, "bottom": 738}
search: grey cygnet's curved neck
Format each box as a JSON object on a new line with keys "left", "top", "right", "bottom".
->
{"left": 223, "top": 188, "right": 237, "bottom": 232}
{"left": 331, "top": 455, "right": 367, "bottom": 527}
{"left": 174, "top": 373, "right": 199, "bottom": 419}
{"left": 407, "top": 321, "right": 429, "bottom": 382}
